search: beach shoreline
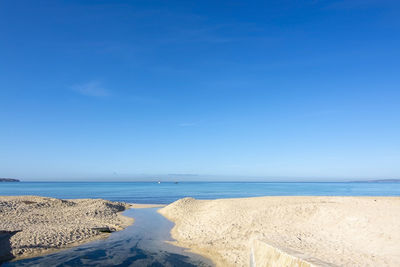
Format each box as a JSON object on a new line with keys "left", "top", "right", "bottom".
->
{"left": 159, "top": 196, "right": 400, "bottom": 267}
{"left": 0, "top": 196, "right": 134, "bottom": 262}
{"left": 2, "top": 195, "right": 399, "bottom": 266}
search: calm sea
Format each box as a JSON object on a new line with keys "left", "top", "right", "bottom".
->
{"left": 0, "top": 182, "right": 399, "bottom": 204}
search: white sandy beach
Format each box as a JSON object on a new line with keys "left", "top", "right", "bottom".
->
{"left": 159, "top": 196, "right": 400, "bottom": 267}
{"left": 0, "top": 196, "right": 133, "bottom": 262}
{"left": 2, "top": 195, "right": 399, "bottom": 266}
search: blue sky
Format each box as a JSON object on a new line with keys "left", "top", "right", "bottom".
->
{"left": 1, "top": 0, "right": 399, "bottom": 181}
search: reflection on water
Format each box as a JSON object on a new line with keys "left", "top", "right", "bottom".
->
{"left": 5, "top": 208, "right": 213, "bottom": 267}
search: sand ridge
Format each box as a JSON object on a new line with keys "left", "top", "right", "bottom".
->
{"left": 0, "top": 196, "right": 133, "bottom": 262}
{"left": 159, "top": 196, "right": 400, "bottom": 267}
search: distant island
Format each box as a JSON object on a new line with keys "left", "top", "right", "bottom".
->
{"left": 353, "top": 179, "right": 400, "bottom": 183}
{"left": 0, "top": 178, "right": 20, "bottom": 182}
{"left": 370, "top": 179, "right": 400, "bottom": 182}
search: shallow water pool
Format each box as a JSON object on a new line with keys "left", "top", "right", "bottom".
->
{"left": 4, "top": 208, "right": 213, "bottom": 267}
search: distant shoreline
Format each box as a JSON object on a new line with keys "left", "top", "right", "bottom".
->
{"left": 5, "top": 179, "right": 400, "bottom": 183}
{"left": 352, "top": 179, "right": 400, "bottom": 183}
{"left": 0, "top": 178, "right": 20, "bottom": 182}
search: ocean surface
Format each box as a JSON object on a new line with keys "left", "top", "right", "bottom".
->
{"left": 1, "top": 182, "right": 399, "bottom": 204}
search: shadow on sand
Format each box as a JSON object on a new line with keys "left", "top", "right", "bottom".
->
{"left": 0, "top": 230, "right": 20, "bottom": 264}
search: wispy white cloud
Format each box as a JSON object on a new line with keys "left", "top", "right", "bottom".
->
{"left": 71, "top": 81, "right": 110, "bottom": 97}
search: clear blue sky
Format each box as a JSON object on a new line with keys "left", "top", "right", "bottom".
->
{"left": 1, "top": 0, "right": 399, "bottom": 181}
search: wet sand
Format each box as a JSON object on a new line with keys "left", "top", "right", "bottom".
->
{"left": 159, "top": 196, "right": 400, "bottom": 267}
{"left": 0, "top": 196, "right": 133, "bottom": 262}
{"left": 4, "top": 207, "right": 212, "bottom": 267}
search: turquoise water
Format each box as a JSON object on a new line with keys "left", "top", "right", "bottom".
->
{"left": 1, "top": 182, "right": 399, "bottom": 203}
